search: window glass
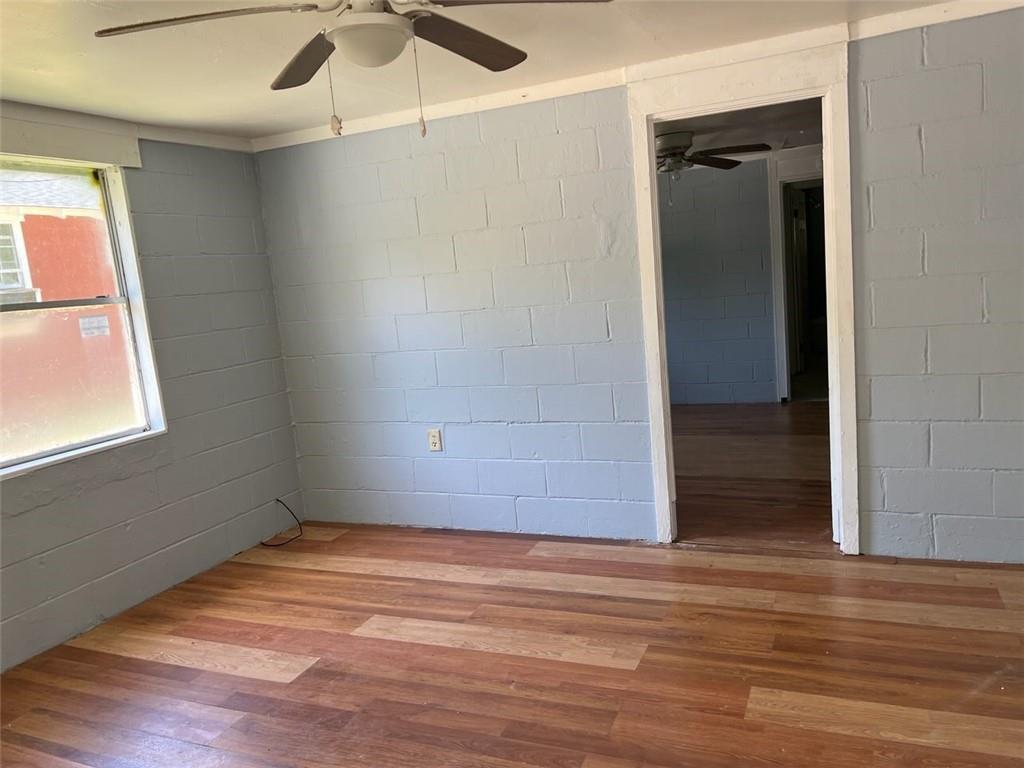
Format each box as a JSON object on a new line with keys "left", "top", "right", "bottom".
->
{"left": 0, "top": 165, "right": 118, "bottom": 303}
{"left": 0, "top": 305, "right": 146, "bottom": 464}
{"left": 0, "top": 160, "right": 151, "bottom": 471}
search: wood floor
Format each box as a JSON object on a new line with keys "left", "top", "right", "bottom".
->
{"left": 3, "top": 524, "right": 1023, "bottom": 767}
{"left": 673, "top": 402, "right": 836, "bottom": 553}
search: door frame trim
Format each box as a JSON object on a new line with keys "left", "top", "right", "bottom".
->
{"left": 768, "top": 145, "right": 825, "bottom": 403}
{"left": 628, "top": 41, "right": 860, "bottom": 553}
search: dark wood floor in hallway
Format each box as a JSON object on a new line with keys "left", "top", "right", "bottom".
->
{"left": 2, "top": 524, "right": 1022, "bottom": 767}
{"left": 673, "top": 402, "right": 836, "bottom": 553}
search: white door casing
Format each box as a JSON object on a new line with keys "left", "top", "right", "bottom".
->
{"left": 768, "top": 144, "right": 825, "bottom": 403}
{"left": 628, "top": 40, "right": 860, "bottom": 553}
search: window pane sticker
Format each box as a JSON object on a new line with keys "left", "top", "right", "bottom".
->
{"left": 79, "top": 314, "right": 110, "bottom": 337}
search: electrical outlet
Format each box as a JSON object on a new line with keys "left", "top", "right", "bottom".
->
{"left": 427, "top": 428, "right": 443, "bottom": 452}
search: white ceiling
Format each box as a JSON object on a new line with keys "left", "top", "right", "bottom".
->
{"left": 656, "top": 98, "right": 823, "bottom": 152}
{"left": 1, "top": 0, "right": 938, "bottom": 141}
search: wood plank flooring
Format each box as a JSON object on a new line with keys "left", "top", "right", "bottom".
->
{"left": 3, "top": 524, "right": 1022, "bottom": 766}
{"left": 673, "top": 402, "right": 836, "bottom": 553}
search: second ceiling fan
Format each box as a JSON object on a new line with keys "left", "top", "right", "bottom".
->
{"left": 96, "top": 0, "right": 610, "bottom": 90}
{"left": 656, "top": 131, "right": 771, "bottom": 173}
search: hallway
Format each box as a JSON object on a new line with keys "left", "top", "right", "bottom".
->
{"left": 673, "top": 402, "right": 835, "bottom": 553}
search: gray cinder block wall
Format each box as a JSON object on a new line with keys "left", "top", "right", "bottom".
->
{"left": 0, "top": 141, "right": 301, "bottom": 669}
{"left": 850, "top": 8, "right": 1024, "bottom": 561}
{"left": 2, "top": 14, "right": 1021, "bottom": 675}
{"left": 258, "top": 87, "right": 656, "bottom": 540}
{"left": 658, "top": 160, "right": 775, "bottom": 404}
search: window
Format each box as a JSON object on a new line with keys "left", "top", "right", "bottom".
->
{"left": 0, "top": 158, "right": 165, "bottom": 476}
{"left": 0, "top": 221, "right": 30, "bottom": 292}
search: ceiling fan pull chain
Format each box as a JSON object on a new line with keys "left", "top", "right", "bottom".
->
{"left": 412, "top": 35, "right": 427, "bottom": 138}
{"left": 326, "top": 42, "right": 343, "bottom": 136}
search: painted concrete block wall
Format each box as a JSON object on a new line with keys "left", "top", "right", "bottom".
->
{"left": 0, "top": 141, "right": 300, "bottom": 669}
{"left": 1, "top": 18, "right": 1015, "bottom": 676}
{"left": 850, "top": 9, "right": 1023, "bottom": 561}
{"left": 258, "top": 87, "right": 656, "bottom": 540}
{"left": 658, "top": 160, "right": 775, "bottom": 404}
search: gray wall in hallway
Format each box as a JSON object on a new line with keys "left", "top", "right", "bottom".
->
{"left": 258, "top": 87, "right": 656, "bottom": 541}
{"left": 658, "top": 160, "right": 776, "bottom": 404}
{"left": 849, "top": 8, "right": 1023, "bottom": 561}
{"left": 0, "top": 141, "right": 301, "bottom": 670}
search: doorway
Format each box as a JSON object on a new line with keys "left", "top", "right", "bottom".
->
{"left": 629, "top": 45, "right": 859, "bottom": 553}
{"left": 784, "top": 180, "right": 828, "bottom": 402}
{"left": 653, "top": 100, "right": 834, "bottom": 553}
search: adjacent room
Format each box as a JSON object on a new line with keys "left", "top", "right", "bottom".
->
{"left": 1, "top": 1, "right": 1021, "bottom": 765}
{"left": 656, "top": 99, "right": 836, "bottom": 552}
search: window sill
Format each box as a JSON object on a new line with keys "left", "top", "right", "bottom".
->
{"left": 0, "top": 425, "right": 168, "bottom": 481}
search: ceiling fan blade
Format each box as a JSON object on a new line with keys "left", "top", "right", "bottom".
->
{"left": 686, "top": 155, "right": 741, "bottom": 171}
{"left": 95, "top": 3, "right": 318, "bottom": 38}
{"left": 271, "top": 31, "right": 336, "bottom": 90}
{"left": 692, "top": 143, "right": 772, "bottom": 157}
{"left": 414, "top": 13, "right": 526, "bottom": 72}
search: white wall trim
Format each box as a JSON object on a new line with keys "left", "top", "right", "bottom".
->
{"left": 628, "top": 97, "right": 676, "bottom": 544}
{"left": 253, "top": 23, "right": 852, "bottom": 152}
{"left": 251, "top": 69, "right": 623, "bottom": 152}
{"left": 628, "top": 41, "right": 860, "bottom": 553}
{"left": 3, "top": 1, "right": 1017, "bottom": 156}
{"left": 767, "top": 144, "right": 825, "bottom": 402}
{"left": 821, "top": 74, "right": 859, "bottom": 553}
{"left": 250, "top": 1, "right": 1022, "bottom": 152}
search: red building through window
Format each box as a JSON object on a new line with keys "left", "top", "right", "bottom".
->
{"left": 0, "top": 166, "right": 145, "bottom": 466}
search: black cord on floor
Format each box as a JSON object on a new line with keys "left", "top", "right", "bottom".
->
{"left": 260, "top": 497, "right": 304, "bottom": 547}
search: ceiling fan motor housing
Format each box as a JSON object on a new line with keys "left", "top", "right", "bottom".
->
{"left": 328, "top": 4, "right": 414, "bottom": 68}
{"left": 655, "top": 131, "right": 693, "bottom": 154}
{"left": 654, "top": 131, "right": 694, "bottom": 173}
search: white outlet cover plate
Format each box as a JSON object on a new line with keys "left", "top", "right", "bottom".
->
{"left": 427, "top": 428, "right": 442, "bottom": 452}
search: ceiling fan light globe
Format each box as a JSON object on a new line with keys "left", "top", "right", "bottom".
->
{"left": 328, "top": 14, "right": 413, "bottom": 68}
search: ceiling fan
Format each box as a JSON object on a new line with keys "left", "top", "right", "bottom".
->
{"left": 655, "top": 131, "right": 771, "bottom": 173}
{"left": 96, "top": 0, "right": 610, "bottom": 91}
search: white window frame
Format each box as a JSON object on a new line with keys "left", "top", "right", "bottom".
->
{"left": 0, "top": 216, "right": 32, "bottom": 292}
{"left": 0, "top": 159, "right": 166, "bottom": 479}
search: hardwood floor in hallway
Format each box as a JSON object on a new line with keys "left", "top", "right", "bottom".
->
{"left": 2, "top": 524, "right": 1022, "bottom": 767}
{"left": 673, "top": 402, "right": 836, "bottom": 553}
